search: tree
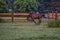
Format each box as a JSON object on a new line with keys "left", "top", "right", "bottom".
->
{"left": 0, "top": 0, "right": 8, "bottom": 12}
{"left": 14, "top": 0, "right": 39, "bottom": 12}
{"left": 0, "top": 0, "right": 39, "bottom": 12}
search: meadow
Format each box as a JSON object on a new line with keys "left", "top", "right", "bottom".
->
{"left": 0, "top": 20, "right": 60, "bottom": 40}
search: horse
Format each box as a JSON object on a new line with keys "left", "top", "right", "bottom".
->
{"left": 27, "top": 12, "right": 42, "bottom": 25}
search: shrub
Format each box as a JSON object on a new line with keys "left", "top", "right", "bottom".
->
{"left": 48, "top": 19, "right": 60, "bottom": 27}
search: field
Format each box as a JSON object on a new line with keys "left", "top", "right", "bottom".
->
{"left": 0, "top": 20, "right": 60, "bottom": 40}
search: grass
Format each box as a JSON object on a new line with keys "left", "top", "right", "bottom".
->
{"left": 0, "top": 20, "right": 60, "bottom": 40}
{"left": 48, "top": 19, "right": 60, "bottom": 27}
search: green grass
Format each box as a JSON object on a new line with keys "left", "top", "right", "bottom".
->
{"left": 48, "top": 19, "right": 60, "bottom": 27}
{"left": 0, "top": 20, "right": 60, "bottom": 40}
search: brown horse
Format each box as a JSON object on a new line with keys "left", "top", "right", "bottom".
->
{"left": 27, "top": 12, "right": 42, "bottom": 25}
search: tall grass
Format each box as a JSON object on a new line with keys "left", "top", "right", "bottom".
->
{"left": 48, "top": 19, "right": 60, "bottom": 27}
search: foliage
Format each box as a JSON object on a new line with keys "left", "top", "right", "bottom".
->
{"left": 0, "top": 0, "right": 39, "bottom": 12}
{"left": 48, "top": 19, "right": 60, "bottom": 27}
{"left": 0, "top": 0, "right": 8, "bottom": 12}
{"left": 14, "top": 0, "right": 39, "bottom": 12}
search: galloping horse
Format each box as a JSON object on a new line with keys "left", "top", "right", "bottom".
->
{"left": 27, "top": 12, "right": 42, "bottom": 25}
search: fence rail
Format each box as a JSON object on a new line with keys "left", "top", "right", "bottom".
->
{"left": 0, "top": 13, "right": 29, "bottom": 16}
{"left": 46, "top": 13, "right": 60, "bottom": 19}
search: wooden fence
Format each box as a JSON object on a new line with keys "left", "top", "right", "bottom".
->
{"left": 0, "top": 13, "right": 60, "bottom": 20}
{"left": 0, "top": 13, "right": 29, "bottom": 20}
{"left": 46, "top": 13, "right": 60, "bottom": 19}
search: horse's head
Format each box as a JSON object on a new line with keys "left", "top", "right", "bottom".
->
{"left": 42, "top": 14, "right": 46, "bottom": 18}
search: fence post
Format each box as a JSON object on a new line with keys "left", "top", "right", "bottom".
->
{"left": 48, "top": 11, "right": 50, "bottom": 19}
{"left": 55, "top": 11, "right": 57, "bottom": 20}
{"left": 6, "top": 0, "right": 14, "bottom": 22}
{"left": 52, "top": 11, "right": 54, "bottom": 19}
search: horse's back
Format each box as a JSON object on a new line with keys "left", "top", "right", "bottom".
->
{"left": 32, "top": 13, "right": 42, "bottom": 18}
